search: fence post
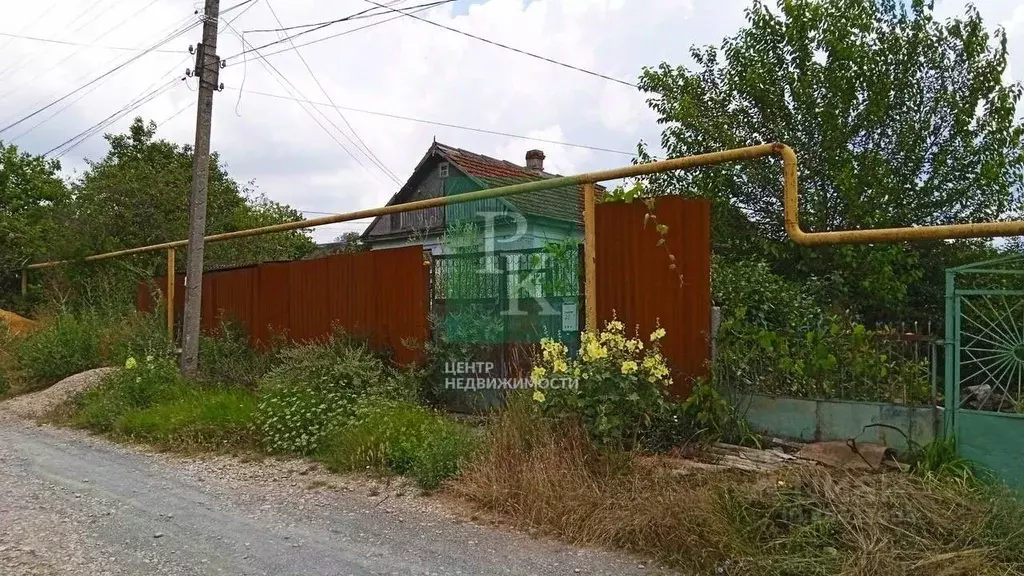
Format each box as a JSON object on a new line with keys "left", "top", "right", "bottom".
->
{"left": 583, "top": 182, "right": 597, "bottom": 332}
{"left": 167, "top": 248, "right": 176, "bottom": 339}
{"left": 20, "top": 269, "right": 27, "bottom": 297}
{"left": 943, "top": 270, "right": 956, "bottom": 437}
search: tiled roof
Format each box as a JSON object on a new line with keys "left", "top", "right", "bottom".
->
{"left": 435, "top": 143, "right": 602, "bottom": 225}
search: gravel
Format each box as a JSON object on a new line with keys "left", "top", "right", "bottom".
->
{"left": 0, "top": 407, "right": 670, "bottom": 575}
{"left": 2, "top": 367, "right": 114, "bottom": 419}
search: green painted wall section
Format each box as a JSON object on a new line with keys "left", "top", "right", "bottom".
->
{"left": 740, "top": 394, "right": 940, "bottom": 452}
{"left": 957, "top": 410, "right": 1024, "bottom": 489}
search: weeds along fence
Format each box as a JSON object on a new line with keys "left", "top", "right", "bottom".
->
{"left": 137, "top": 246, "right": 430, "bottom": 365}
{"left": 714, "top": 318, "right": 942, "bottom": 406}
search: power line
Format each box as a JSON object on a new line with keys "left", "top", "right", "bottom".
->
{"left": 0, "top": 0, "right": 166, "bottom": 97}
{"left": 262, "top": 0, "right": 400, "bottom": 183}
{"left": 0, "top": 30, "right": 181, "bottom": 52}
{"left": 0, "top": 0, "right": 110, "bottom": 83}
{"left": 221, "top": 0, "right": 259, "bottom": 15}
{"left": 362, "top": 0, "right": 637, "bottom": 88}
{"left": 0, "top": 0, "right": 61, "bottom": 55}
{"left": 10, "top": 55, "right": 191, "bottom": 143}
{"left": 0, "top": 18, "right": 200, "bottom": 136}
{"left": 47, "top": 78, "right": 182, "bottom": 158}
{"left": 221, "top": 20, "right": 400, "bottom": 185}
{"left": 221, "top": 1, "right": 445, "bottom": 64}
{"left": 221, "top": 0, "right": 453, "bottom": 61}
{"left": 157, "top": 100, "right": 196, "bottom": 128}
{"left": 241, "top": 0, "right": 407, "bottom": 33}
{"left": 225, "top": 87, "right": 637, "bottom": 156}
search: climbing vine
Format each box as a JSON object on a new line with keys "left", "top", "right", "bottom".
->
{"left": 602, "top": 182, "right": 684, "bottom": 287}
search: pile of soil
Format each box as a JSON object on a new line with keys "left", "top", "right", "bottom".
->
{"left": 1, "top": 368, "right": 115, "bottom": 419}
{"left": 0, "top": 310, "right": 37, "bottom": 337}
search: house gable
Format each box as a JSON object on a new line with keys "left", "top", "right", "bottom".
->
{"left": 362, "top": 141, "right": 599, "bottom": 246}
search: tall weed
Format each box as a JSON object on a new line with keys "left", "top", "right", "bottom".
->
{"left": 454, "top": 398, "right": 1024, "bottom": 575}
{"left": 317, "top": 401, "right": 478, "bottom": 489}
{"left": 199, "top": 319, "right": 282, "bottom": 387}
{"left": 15, "top": 312, "right": 103, "bottom": 388}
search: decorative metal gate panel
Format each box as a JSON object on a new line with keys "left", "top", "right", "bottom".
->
{"left": 944, "top": 256, "right": 1024, "bottom": 488}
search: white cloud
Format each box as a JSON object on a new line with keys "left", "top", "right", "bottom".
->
{"left": 1, "top": 0, "right": 1021, "bottom": 247}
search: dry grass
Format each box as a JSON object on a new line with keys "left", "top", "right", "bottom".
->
{"left": 452, "top": 398, "right": 1024, "bottom": 576}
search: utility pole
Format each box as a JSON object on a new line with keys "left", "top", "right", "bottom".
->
{"left": 180, "top": 0, "right": 221, "bottom": 377}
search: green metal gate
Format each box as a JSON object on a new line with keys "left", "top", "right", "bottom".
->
{"left": 945, "top": 255, "right": 1024, "bottom": 487}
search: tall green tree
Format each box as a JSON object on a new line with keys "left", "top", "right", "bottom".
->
{"left": 68, "top": 118, "right": 314, "bottom": 265}
{"left": 37, "top": 118, "right": 314, "bottom": 310}
{"left": 0, "top": 142, "right": 69, "bottom": 310}
{"left": 639, "top": 0, "right": 1023, "bottom": 322}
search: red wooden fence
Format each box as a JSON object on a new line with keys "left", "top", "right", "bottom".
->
{"left": 595, "top": 197, "right": 711, "bottom": 397}
{"left": 137, "top": 246, "right": 429, "bottom": 365}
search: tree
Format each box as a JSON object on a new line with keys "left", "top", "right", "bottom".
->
{"left": 331, "top": 231, "right": 365, "bottom": 253}
{"left": 0, "top": 142, "right": 69, "bottom": 310}
{"left": 35, "top": 118, "right": 314, "bottom": 309}
{"left": 638, "top": 0, "right": 1024, "bottom": 321}
{"left": 69, "top": 118, "right": 313, "bottom": 261}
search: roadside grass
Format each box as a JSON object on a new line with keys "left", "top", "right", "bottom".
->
{"left": 3, "top": 308, "right": 169, "bottom": 396}
{"left": 66, "top": 354, "right": 257, "bottom": 452}
{"left": 452, "top": 396, "right": 1024, "bottom": 576}
{"left": 25, "top": 311, "right": 1023, "bottom": 573}
{"left": 316, "top": 401, "right": 478, "bottom": 490}
{"left": 114, "top": 388, "right": 257, "bottom": 451}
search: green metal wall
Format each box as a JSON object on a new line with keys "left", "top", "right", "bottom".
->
{"left": 957, "top": 410, "right": 1024, "bottom": 489}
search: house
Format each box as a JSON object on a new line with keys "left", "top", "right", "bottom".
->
{"left": 361, "top": 142, "right": 601, "bottom": 254}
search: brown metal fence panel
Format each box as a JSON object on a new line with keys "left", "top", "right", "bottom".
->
{"left": 595, "top": 197, "right": 711, "bottom": 398}
{"left": 137, "top": 246, "right": 429, "bottom": 365}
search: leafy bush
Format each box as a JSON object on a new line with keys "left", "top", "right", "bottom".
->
{"left": 253, "top": 333, "right": 416, "bottom": 454}
{"left": 6, "top": 308, "right": 169, "bottom": 392}
{"left": 679, "top": 380, "right": 759, "bottom": 447}
{"left": 14, "top": 311, "right": 104, "bottom": 388}
{"left": 73, "top": 354, "right": 190, "bottom": 432}
{"left": 712, "top": 258, "right": 820, "bottom": 331}
{"left": 532, "top": 319, "right": 676, "bottom": 449}
{"left": 317, "top": 401, "right": 478, "bottom": 489}
{"left": 716, "top": 311, "right": 930, "bottom": 402}
{"left": 712, "top": 258, "right": 931, "bottom": 403}
{"left": 199, "top": 319, "right": 282, "bottom": 387}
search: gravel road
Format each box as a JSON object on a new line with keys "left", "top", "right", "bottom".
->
{"left": 0, "top": 410, "right": 664, "bottom": 576}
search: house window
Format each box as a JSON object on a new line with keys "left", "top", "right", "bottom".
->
{"left": 439, "top": 162, "right": 449, "bottom": 179}
{"left": 390, "top": 212, "right": 401, "bottom": 230}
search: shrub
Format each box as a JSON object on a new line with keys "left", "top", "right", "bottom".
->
{"left": 532, "top": 319, "right": 675, "bottom": 449}
{"left": 253, "top": 333, "right": 416, "bottom": 454}
{"left": 712, "top": 258, "right": 820, "bottom": 331}
{"left": 14, "top": 311, "right": 104, "bottom": 388}
{"left": 73, "top": 354, "right": 189, "bottom": 432}
{"left": 715, "top": 312, "right": 930, "bottom": 402}
{"left": 199, "top": 319, "right": 282, "bottom": 387}
{"left": 317, "top": 401, "right": 478, "bottom": 489}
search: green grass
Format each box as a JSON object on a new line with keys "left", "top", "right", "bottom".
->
{"left": 115, "top": 388, "right": 257, "bottom": 450}
{"left": 317, "top": 402, "right": 478, "bottom": 490}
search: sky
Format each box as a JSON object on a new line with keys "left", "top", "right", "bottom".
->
{"left": 0, "top": 0, "right": 1022, "bottom": 244}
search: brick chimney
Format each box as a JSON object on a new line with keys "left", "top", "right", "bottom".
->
{"left": 525, "top": 149, "right": 545, "bottom": 171}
